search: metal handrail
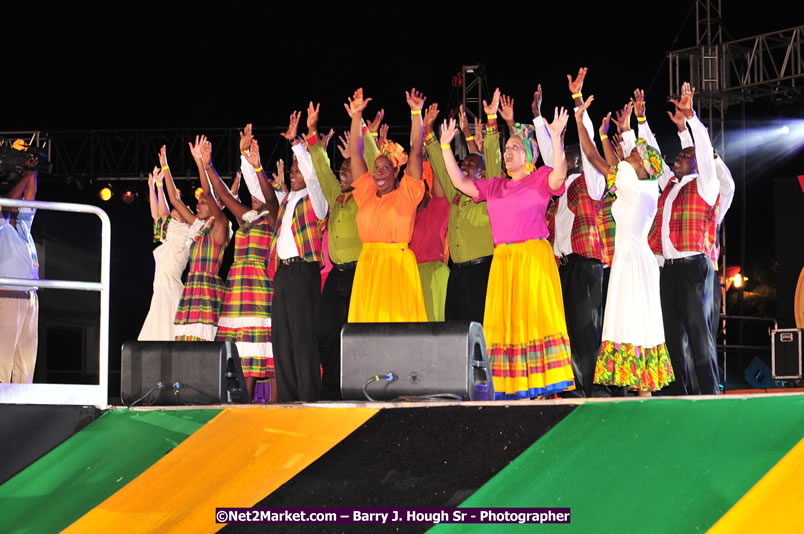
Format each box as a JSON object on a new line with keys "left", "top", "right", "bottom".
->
{"left": 0, "top": 198, "right": 110, "bottom": 406}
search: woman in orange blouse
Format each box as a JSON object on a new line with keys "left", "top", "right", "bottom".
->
{"left": 345, "top": 87, "right": 427, "bottom": 322}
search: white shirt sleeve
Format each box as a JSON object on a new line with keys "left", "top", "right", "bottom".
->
{"left": 621, "top": 129, "right": 636, "bottom": 158}
{"left": 532, "top": 117, "right": 553, "bottom": 167}
{"left": 715, "top": 157, "right": 735, "bottom": 224}
{"left": 291, "top": 144, "right": 329, "bottom": 220}
{"left": 240, "top": 155, "right": 265, "bottom": 203}
{"left": 578, "top": 109, "right": 605, "bottom": 201}
{"left": 687, "top": 113, "right": 719, "bottom": 206}
{"left": 678, "top": 129, "right": 694, "bottom": 149}
{"left": 637, "top": 118, "right": 661, "bottom": 155}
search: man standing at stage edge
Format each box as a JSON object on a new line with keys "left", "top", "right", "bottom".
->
{"left": 648, "top": 84, "right": 721, "bottom": 395}
{"left": 0, "top": 152, "right": 40, "bottom": 383}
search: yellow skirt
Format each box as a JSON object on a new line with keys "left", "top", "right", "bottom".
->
{"left": 418, "top": 260, "right": 450, "bottom": 322}
{"left": 484, "top": 239, "right": 575, "bottom": 399}
{"left": 348, "top": 243, "right": 428, "bottom": 323}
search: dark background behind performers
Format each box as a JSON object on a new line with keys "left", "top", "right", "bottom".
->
{"left": 1, "top": 3, "right": 801, "bottom": 396}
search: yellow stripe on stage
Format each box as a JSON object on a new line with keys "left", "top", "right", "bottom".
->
{"left": 709, "top": 437, "right": 804, "bottom": 533}
{"left": 63, "top": 407, "right": 378, "bottom": 534}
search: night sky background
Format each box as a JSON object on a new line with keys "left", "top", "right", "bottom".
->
{"left": 2, "top": 3, "right": 802, "bottom": 395}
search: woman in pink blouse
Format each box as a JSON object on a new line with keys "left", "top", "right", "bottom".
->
{"left": 438, "top": 106, "right": 575, "bottom": 400}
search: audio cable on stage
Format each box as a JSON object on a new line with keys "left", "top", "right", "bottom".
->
{"left": 362, "top": 372, "right": 397, "bottom": 401}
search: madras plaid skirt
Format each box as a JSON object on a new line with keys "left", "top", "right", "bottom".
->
{"left": 348, "top": 243, "right": 427, "bottom": 323}
{"left": 174, "top": 271, "right": 224, "bottom": 341}
{"left": 216, "top": 259, "right": 273, "bottom": 378}
{"left": 484, "top": 239, "right": 575, "bottom": 399}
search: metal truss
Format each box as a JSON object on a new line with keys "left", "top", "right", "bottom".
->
{"left": 41, "top": 126, "right": 291, "bottom": 181}
{"left": 670, "top": 24, "right": 803, "bottom": 153}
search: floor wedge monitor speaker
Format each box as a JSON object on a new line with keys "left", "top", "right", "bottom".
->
{"left": 340, "top": 321, "right": 494, "bottom": 401}
{"left": 121, "top": 341, "right": 248, "bottom": 405}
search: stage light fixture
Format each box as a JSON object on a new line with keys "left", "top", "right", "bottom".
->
{"left": 99, "top": 186, "right": 112, "bottom": 201}
{"left": 194, "top": 187, "right": 203, "bottom": 200}
{"left": 731, "top": 273, "right": 748, "bottom": 289}
{"left": 122, "top": 190, "right": 136, "bottom": 204}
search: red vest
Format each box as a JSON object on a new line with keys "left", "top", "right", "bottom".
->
{"left": 566, "top": 174, "right": 604, "bottom": 261}
{"left": 546, "top": 174, "right": 604, "bottom": 262}
{"left": 597, "top": 166, "right": 618, "bottom": 267}
{"left": 647, "top": 177, "right": 720, "bottom": 256}
{"left": 268, "top": 195, "right": 325, "bottom": 279}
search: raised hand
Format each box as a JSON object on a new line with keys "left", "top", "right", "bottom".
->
{"left": 158, "top": 145, "right": 168, "bottom": 168}
{"left": 440, "top": 117, "right": 459, "bottom": 146}
{"left": 151, "top": 166, "right": 165, "bottom": 185}
{"left": 272, "top": 160, "right": 285, "bottom": 184}
{"left": 280, "top": 111, "right": 301, "bottom": 141}
{"left": 200, "top": 137, "right": 213, "bottom": 167}
{"left": 567, "top": 67, "right": 587, "bottom": 97}
{"left": 546, "top": 107, "right": 570, "bottom": 138}
{"left": 472, "top": 117, "right": 484, "bottom": 150}
{"left": 337, "top": 131, "right": 351, "bottom": 158}
{"left": 321, "top": 128, "right": 334, "bottom": 151}
{"left": 671, "top": 82, "right": 695, "bottom": 118}
{"left": 666, "top": 105, "right": 688, "bottom": 132}
{"left": 483, "top": 87, "right": 500, "bottom": 117}
{"left": 423, "top": 103, "right": 440, "bottom": 133}
{"left": 23, "top": 155, "right": 38, "bottom": 170}
{"left": 188, "top": 135, "right": 205, "bottom": 161}
{"left": 500, "top": 94, "right": 515, "bottom": 126}
{"left": 245, "top": 139, "right": 261, "bottom": 168}
{"left": 367, "top": 108, "right": 385, "bottom": 133}
{"left": 599, "top": 111, "right": 612, "bottom": 137}
{"left": 615, "top": 101, "right": 634, "bottom": 132}
{"left": 379, "top": 123, "right": 389, "bottom": 147}
{"left": 344, "top": 87, "right": 372, "bottom": 117}
{"left": 306, "top": 102, "right": 320, "bottom": 133}
{"left": 239, "top": 124, "right": 253, "bottom": 153}
{"left": 574, "top": 95, "right": 594, "bottom": 122}
{"left": 148, "top": 166, "right": 157, "bottom": 187}
{"left": 633, "top": 88, "right": 646, "bottom": 118}
{"left": 300, "top": 133, "right": 311, "bottom": 151}
{"left": 531, "top": 84, "right": 543, "bottom": 117}
{"left": 611, "top": 133, "right": 625, "bottom": 160}
{"left": 405, "top": 88, "right": 426, "bottom": 111}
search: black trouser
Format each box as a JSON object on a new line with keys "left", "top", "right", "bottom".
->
{"left": 658, "top": 255, "right": 719, "bottom": 395}
{"left": 317, "top": 264, "right": 356, "bottom": 400}
{"left": 272, "top": 260, "right": 322, "bottom": 402}
{"left": 445, "top": 256, "right": 492, "bottom": 324}
{"left": 557, "top": 255, "right": 605, "bottom": 398}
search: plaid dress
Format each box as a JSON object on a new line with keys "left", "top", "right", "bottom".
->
{"left": 216, "top": 211, "right": 274, "bottom": 378}
{"left": 174, "top": 218, "right": 227, "bottom": 341}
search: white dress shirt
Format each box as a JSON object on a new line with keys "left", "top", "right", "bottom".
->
{"left": 533, "top": 110, "right": 605, "bottom": 257}
{"left": 276, "top": 144, "right": 329, "bottom": 260}
{"left": 660, "top": 113, "right": 720, "bottom": 259}
{"left": 0, "top": 208, "right": 39, "bottom": 290}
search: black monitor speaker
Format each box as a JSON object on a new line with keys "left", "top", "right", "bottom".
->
{"left": 340, "top": 321, "right": 494, "bottom": 401}
{"left": 121, "top": 341, "right": 248, "bottom": 405}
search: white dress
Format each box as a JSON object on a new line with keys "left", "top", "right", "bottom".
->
{"left": 138, "top": 217, "right": 191, "bottom": 341}
{"left": 594, "top": 162, "right": 674, "bottom": 391}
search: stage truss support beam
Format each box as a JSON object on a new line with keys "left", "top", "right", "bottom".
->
{"left": 669, "top": 24, "right": 804, "bottom": 155}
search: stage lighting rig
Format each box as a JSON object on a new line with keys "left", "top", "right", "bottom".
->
{"left": 0, "top": 136, "right": 49, "bottom": 176}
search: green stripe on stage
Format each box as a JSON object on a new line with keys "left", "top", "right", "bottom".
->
{"left": 430, "top": 396, "right": 804, "bottom": 533}
{"left": 0, "top": 408, "right": 221, "bottom": 534}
